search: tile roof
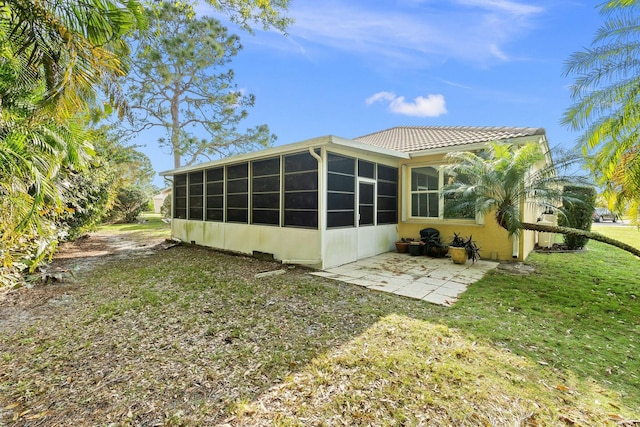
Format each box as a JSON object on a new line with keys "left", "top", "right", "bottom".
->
{"left": 353, "top": 126, "right": 545, "bottom": 153}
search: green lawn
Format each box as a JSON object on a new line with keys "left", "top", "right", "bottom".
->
{"left": 446, "top": 225, "right": 640, "bottom": 411}
{"left": 0, "top": 223, "right": 638, "bottom": 425}
{"left": 593, "top": 223, "right": 640, "bottom": 247}
{"left": 97, "top": 212, "right": 171, "bottom": 237}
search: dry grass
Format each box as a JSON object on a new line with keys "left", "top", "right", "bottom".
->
{"left": 0, "top": 222, "right": 638, "bottom": 426}
{"left": 233, "top": 314, "right": 633, "bottom": 426}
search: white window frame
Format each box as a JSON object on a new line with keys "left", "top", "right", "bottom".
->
{"left": 409, "top": 165, "right": 445, "bottom": 219}
{"left": 357, "top": 177, "right": 377, "bottom": 227}
{"left": 407, "top": 164, "right": 479, "bottom": 223}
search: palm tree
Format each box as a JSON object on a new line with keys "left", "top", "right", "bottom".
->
{"left": 1, "top": 0, "right": 146, "bottom": 117}
{"left": 444, "top": 142, "right": 640, "bottom": 258}
{"left": 0, "top": 52, "right": 93, "bottom": 270}
{"left": 444, "top": 142, "right": 559, "bottom": 237}
{"left": 562, "top": 0, "right": 640, "bottom": 226}
{"left": 0, "top": 0, "right": 144, "bottom": 276}
{"left": 597, "top": 148, "right": 640, "bottom": 225}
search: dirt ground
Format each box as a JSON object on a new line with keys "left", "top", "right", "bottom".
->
{"left": 0, "top": 230, "right": 170, "bottom": 334}
{"left": 2, "top": 229, "right": 639, "bottom": 425}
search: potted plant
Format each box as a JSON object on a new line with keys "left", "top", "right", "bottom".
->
{"left": 408, "top": 239, "right": 425, "bottom": 256}
{"left": 420, "top": 228, "right": 448, "bottom": 258}
{"left": 449, "top": 233, "right": 480, "bottom": 264}
{"left": 395, "top": 237, "right": 413, "bottom": 253}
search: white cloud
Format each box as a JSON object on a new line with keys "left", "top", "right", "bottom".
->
{"left": 440, "top": 79, "right": 473, "bottom": 90}
{"left": 455, "top": 0, "right": 543, "bottom": 16}
{"left": 488, "top": 43, "right": 509, "bottom": 61}
{"left": 276, "top": 0, "right": 545, "bottom": 66}
{"left": 365, "top": 91, "right": 397, "bottom": 105}
{"left": 366, "top": 92, "right": 447, "bottom": 117}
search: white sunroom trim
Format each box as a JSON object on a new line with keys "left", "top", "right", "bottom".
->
{"left": 159, "top": 135, "right": 409, "bottom": 177}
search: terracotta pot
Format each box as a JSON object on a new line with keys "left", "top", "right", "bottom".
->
{"left": 449, "top": 246, "right": 468, "bottom": 264}
{"left": 395, "top": 242, "right": 409, "bottom": 253}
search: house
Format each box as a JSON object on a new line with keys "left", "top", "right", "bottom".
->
{"left": 159, "top": 126, "right": 551, "bottom": 269}
{"left": 152, "top": 187, "right": 172, "bottom": 214}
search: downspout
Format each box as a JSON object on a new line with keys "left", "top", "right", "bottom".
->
{"left": 168, "top": 176, "right": 175, "bottom": 240}
{"left": 513, "top": 192, "right": 524, "bottom": 259}
{"left": 309, "top": 146, "right": 322, "bottom": 162}
{"left": 309, "top": 147, "right": 324, "bottom": 267}
{"left": 401, "top": 165, "right": 407, "bottom": 222}
{"left": 282, "top": 147, "right": 324, "bottom": 267}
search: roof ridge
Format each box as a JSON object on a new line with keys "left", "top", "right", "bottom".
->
{"left": 353, "top": 126, "right": 403, "bottom": 140}
{"left": 353, "top": 125, "right": 546, "bottom": 154}
{"left": 355, "top": 125, "right": 544, "bottom": 138}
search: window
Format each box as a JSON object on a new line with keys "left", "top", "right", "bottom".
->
{"left": 443, "top": 172, "right": 475, "bottom": 220}
{"left": 283, "top": 151, "right": 318, "bottom": 228}
{"left": 226, "top": 163, "right": 248, "bottom": 223}
{"left": 377, "top": 165, "right": 397, "bottom": 224}
{"left": 173, "top": 174, "right": 187, "bottom": 219}
{"left": 358, "top": 160, "right": 375, "bottom": 179}
{"left": 188, "top": 171, "right": 204, "bottom": 220}
{"left": 410, "top": 166, "right": 474, "bottom": 220}
{"left": 327, "top": 153, "right": 355, "bottom": 228}
{"left": 359, "top": 181, "right": 375, "bottom": 226}
{"left": 206, "top": 167, "right": 224, "bottom": 222}
{"left": 252, "top": 157, "right": 280, "bottom": 225}
{"left": 411, "top": 166, "right": 439, "bottom": 218}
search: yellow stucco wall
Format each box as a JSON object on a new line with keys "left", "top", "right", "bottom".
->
{"left": 398, "top": 211, "right": 516, "bottom": 261}
{"left": 397, "top": 153, "right": 538, "bottom": 261}
{"left": 520, "top": 200, "right": 539, "bottom": 261}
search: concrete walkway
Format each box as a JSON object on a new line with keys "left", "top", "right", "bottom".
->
{"left": 310, "top": 252, "right": 499, "bottom": 306}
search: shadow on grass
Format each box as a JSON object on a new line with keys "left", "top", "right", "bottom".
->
{"left": 228, "top": 238, "right": 639, "bottom": 425}
{"left": 443, "top": 242, "right": 640, "bottom": 409}
{"left": 1, "top": 246, "right": 410, "bottom": 425}
{"left": 1, "top": 240, "right": 638, "bottom": 425}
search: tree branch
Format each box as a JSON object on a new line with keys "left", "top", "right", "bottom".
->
{"left": 522, "top": 222, "right": 640, "bottom": 258}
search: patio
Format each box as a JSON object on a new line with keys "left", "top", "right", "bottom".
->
{"left": 310, "top": 252, "right": 499, "bottom": 306}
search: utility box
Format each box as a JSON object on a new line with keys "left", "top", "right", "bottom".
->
{"left": 537, "top": 214, "right": 557, "bottom": 248}
{"left": 540, "top": 214, "right": 557, "bottom": 224}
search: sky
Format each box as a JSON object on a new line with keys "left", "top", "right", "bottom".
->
{"left": 142, "top": 0, "right": 604, "bottom": 187}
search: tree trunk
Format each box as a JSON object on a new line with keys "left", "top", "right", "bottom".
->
{"left": 171, "top": 82, "right": 181, "bottom": 169}
{"left": 522, "top": 222, "right": 640, "bottom": 258}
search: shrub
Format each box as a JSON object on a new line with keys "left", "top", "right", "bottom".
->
{"left": 58, "top": 169, "right": 116, "bottom": 239}
{"left": 104, "top": 186, "right": 149, "bottom": 223}
{"left": 559, "top": 185, "right": 596, "bottom": 249}
{"left": 161, "top": 191, "right": 172, "bottom": 218}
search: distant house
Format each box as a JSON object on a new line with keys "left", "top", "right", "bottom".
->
{"left": 152, "top": 188, "right": 172, "bottom": 214}
{"left": 160, "top": 126, "right": 551, "bottom": 269}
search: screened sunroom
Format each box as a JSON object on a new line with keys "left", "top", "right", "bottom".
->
{"left": 160, "top": 135, "right": 408, "bottom": 269}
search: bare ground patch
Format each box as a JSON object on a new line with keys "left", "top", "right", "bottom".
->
{"left": 0, "top": 230, "right": 171, "bottom": 334}
{"left": 1, "top": 228, "right": 638, "bottom": 426}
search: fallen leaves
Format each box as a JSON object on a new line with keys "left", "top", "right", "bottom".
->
{"left": 1, "top": 231, "right": 638, "bottom": 426}
{"left": 556, "top": 384, "right": 574, "bottom": 393}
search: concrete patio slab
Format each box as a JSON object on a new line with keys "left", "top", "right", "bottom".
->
{"left": 367, "top": 282, "right": 404, "bottom": 293}
{"left": 309, "top": 252, "right": 499, "bottom": 306}
{"left": 426, "top": 292, "right": 458, "bottom": 306}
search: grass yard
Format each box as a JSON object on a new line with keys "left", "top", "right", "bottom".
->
{"left": 0, "top": 221, "right": 638, "bottom": 425}
{"left": 97, "top": 213, "right": 172, "bottom": 238}
{"left": 593, "top": 223, "right": 640, "bottom": 247}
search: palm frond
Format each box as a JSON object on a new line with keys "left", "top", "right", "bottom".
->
{"left": 564, "top": 1, "right": 640, "bottom": 214}
{"left": 444, "top": 142, "right": 581, "bottom": 237}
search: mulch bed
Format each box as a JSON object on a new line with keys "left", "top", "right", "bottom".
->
{"left": 534, "top": 243, "right": 587, "bottom": 253}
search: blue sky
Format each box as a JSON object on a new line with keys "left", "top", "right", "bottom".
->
{"left": 145, "top": 0, "right": 603, "bottom": 186}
